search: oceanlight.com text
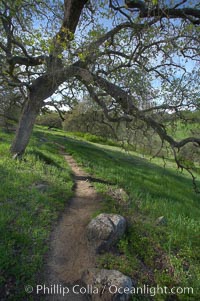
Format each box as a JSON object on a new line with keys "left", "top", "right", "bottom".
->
{"left": 25, "top": 283, "right": 194, "bottom": 297}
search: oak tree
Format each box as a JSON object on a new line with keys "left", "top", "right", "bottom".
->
{"left": 0, "top": 0, "right": 199, "bottom": 177}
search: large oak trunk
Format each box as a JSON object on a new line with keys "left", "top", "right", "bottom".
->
{"left": 10, "top": 98, "right": 41, "bottom": 155}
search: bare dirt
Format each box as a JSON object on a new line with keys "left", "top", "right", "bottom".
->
{"left": 43, "top": 154, "right": 102, "bottom": 301}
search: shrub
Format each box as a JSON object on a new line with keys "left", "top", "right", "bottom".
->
{"left": 36, "top": 113, "right": 62, "bottom": 129}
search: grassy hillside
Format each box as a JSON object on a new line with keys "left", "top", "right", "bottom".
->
{"left": 0, "top": 125, "right": 199, "bottom": 300}
{"left": 0, "top": 128, "right": 73, "bottom": 300}
{"left": 35, "top": 126, "right": 200, "bottom": 300}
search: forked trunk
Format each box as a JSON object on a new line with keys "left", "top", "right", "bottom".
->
{"left": 10, "top": 0, "right": 89, "bottom": 155}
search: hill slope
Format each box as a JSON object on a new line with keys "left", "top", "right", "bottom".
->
{"left": 0, "top": 126, "right": 199, "bottom": 300}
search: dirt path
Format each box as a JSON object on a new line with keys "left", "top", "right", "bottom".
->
{"left": 43, "top": 154, "right": 102, "bottom": 301}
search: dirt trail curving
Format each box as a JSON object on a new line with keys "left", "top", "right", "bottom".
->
{"left": 43, "top": 154, "right": 102, "bottom": 301}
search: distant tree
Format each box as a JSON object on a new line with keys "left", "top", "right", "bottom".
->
{"left": 0, "top": 0, "right": 200, "bottom": 178}
{"left": 63, "top": 100, "right": 116, "bottom": 138}
{"left": 36, "top": 112, "right": 63, "bottom": 129}
{"left": 0, "top": 87, "right": 22, "bottom": 128}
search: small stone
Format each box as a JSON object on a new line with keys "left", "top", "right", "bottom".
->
{"left": 107, "top": 188, "right": 129, "bottom": 203}
{"left": 156, "top": 216, "right": 167, "bottom": 226}
{"left": 12, "top": 153, "right": 22, "bottom": 160}
{"left": 39, "top": 137, "right": 48, "bottom": 142}
{"left": 32, "top": 182, "right": 49, "bottom": 193}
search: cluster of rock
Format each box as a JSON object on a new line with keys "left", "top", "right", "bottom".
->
{"left": 82, "top": 213, "right": 132, "bottom": 301}
{"left": 82, "top": 212, "right": 169, "bottom": 300}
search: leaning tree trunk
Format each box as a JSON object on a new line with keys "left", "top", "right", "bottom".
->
{"left": 10, "top": 0, "right": 88, "bottom": 155}
{"left": 10, "top": 96, "right": 42, "bottom": 155}
{"left": 10, "top": 74, "right": 57, "bottom": 155}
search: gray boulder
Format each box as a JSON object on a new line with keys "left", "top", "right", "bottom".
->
{"left": 86, "top": 213, "right": 126, "bottom": 253}
{"left": 82, "top": 268, "right": 132, "bottom": 301}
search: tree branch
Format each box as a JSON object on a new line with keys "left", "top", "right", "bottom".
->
{"left": 71, "top": 66, "right": 200, "bottom": 151}
{"left": 7, "top": 55, "right": 47, "bottom": 67}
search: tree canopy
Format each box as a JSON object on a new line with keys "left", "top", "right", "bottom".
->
{"left": 0, "top": 0, "right": 200, "bottom": 180}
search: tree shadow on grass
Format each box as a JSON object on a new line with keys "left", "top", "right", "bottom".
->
{"left": 74, "top": 175, "right": 114, "bottom": 185}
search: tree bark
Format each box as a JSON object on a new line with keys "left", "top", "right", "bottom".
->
{"left": 63, "top": 0, "right": 88, "bottom": 33}
{"left": 10, "top": 73, "right": 62, "bottom": 155}
{"left": 10, "top": 97, "right": 41, "bottom": 155}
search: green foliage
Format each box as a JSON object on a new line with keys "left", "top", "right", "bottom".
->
{"left": 63, "top": 102, "right": 115, "bottom": 139}
{"left": 0, "top": 90, "right": 22, "bottom": 128}
{"left": 67, "top": 131, "right": 119, "bottom": 147}
{"left": 152, "top": 0, "right": 158, "bottom": 5}
{"left": 36, "top": 112, "right": 62, "bottom": 129}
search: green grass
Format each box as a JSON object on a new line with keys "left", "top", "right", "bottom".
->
{"left": 167, "top": 120, "right": 199, "bottom": 140}
{"left": 1, "top": 125, "right": 200, "bottom": 300}
{"left": 0, "top": 128, "right": 73, "bottom": 300}
{"left": 35, "top": 126, "right": 200, "bottom": 301}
